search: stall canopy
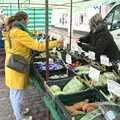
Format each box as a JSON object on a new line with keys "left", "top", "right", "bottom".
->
{"left": 0, "top": 0, "right": 120, "bottom": 9}
{"left": 1, "top": 0, "right": 120, "bottom": 30}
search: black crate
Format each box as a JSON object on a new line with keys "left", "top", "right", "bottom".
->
{"left": 47, "top": 75, "right": 74, "bottom": 90}
{"left": 99, "top": 103, "right": 120, "bottom": 120}
{"left": 55, "top": 88, "right": 107, "bottom": 120}
{"left": 95, "top": 85, "right": 109, "bottom": 95}
{"left": 45, "top": 75, "right": 75, "bottom": 102}
{"left": 80, "top": 111, "right": 105, "bottom": 120}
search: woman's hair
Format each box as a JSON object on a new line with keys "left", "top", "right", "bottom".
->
{"left": 89, "top": 13, "right": 103, "bottom": 33}
{"left": 14, "top": 11, "right": 28, "bottom": 21}
{"left": 6, "top": 16, "right": 15, "bottom": 27}
{"left": 6, "top": 11, "right": 28, "bottom": 31}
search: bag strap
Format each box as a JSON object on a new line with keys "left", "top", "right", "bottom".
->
{"left": 8, "top": 31, "right": 12, "bottom": 49}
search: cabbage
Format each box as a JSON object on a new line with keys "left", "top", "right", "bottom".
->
{"left": 63, "top": 77, "right": 85, "bottom": 94}
{"left": 49, "top": 85, "right": 61, "bottom": 93}
{"left": 49, "top": 85, "right": 63, "bottom": 96}
{"left": 77, "top": 66, "right": 90, "bottom": 75}
{"left": 96, "top": 72, "right": 117, "bottom": 86}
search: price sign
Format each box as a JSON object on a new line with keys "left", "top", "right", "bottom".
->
{"left": 66, "top": 54, "right": 72, "bottom": 64}
{"left": 78, "top": 46, "right": 82, "bottom": 54}
{"left": 105, "top": 111, "right": 116, "bottom": 120}
{"left": 108, "top": 80, "right": 120, "bottom": 97}
{"left": 64, "top": 40, "right": 68, "bottom": 48}
{"left": 71, "top": 43, "right": 78, "bottom": 51}
{"left": 52, "top": 47, "right": 56, "bottom": 52}
{"left": 100, "top": 55, "right": 110, "bottom": 66}
{"left": 118, "top": 63, "right": 120, "bottom": 70}
{"left": 57, "top": 52, "right": 62, "bottom": 59}
{"left": 89, "top": 66, "right": 100, "bottom": 81}
{"left": 88, "top": 51, "right": 95, "bottom": 60}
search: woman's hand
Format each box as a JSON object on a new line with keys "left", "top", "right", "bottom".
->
{"left": 56, "top": 36, "right": 64, "bottom": 48}
{"left": 72, "top": 37, "right": 80, "bottom": 43}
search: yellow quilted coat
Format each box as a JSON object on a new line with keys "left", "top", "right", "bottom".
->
{"left": 3, "top": 28, "right": 57, "bottom": 89}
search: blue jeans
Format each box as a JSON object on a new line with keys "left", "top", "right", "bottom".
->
{"left": 10, "top": 88, "right": 24, "bottom": 120}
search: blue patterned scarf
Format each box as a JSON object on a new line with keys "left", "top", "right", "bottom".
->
{"left": 15, "top": 20, "right": 32, "bottom": 37}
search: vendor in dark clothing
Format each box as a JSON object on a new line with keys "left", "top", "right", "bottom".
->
{"left": 78, "top": 13, "right": 120, "bottom": 62}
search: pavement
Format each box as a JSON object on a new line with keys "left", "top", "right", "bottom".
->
{"left": 0, "top": 71, "right": 50, "bottom": 120}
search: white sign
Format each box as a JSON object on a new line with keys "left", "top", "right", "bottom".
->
{"left": 52, "top": 47, "right": 56, "bottom": 52}
{"left": 100, "top": 55, "right": 110, "bottom": 66}
{"left": 66, "top": 54, "right": 72, "bottom": 64}
{"left": 71, "top": 43, "right": 78, "bottom": 51}
{"left": 88, "top": 51, "right": 95, "bottom": 60}
{"left": 78, "top": 46, "right": 82, "bottom": 54}
{"left": 89, "top": 66, "right": 100, "bottom": 81}
{"left": 64, "top": 40, "right": 68, "bottom": 48}
{"left": 105, "top": 111, "right": 116, "bottom": 120}
{"left": 57, "top": 52, "right": 62, "bottom": 59}
{"left": 108, "top": 80, "right": 120, "bottom": 97}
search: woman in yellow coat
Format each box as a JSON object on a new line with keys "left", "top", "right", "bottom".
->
{"left": 4, "top": 12, "right": 62, "bottom": 120}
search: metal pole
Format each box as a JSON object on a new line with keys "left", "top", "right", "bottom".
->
{"left": 69, "top": 0, "right": 72, "bottom": 50}
{"left": 18, "top": 0, "right": 20, "bottom": 10}
{"left": 45, "top": 0, "right": 49, "bottom": 81}
{"left": 99, "top": 5, "right": 101, "bottom": 14}
{"left": 34, "top": 8, "right": 35, "bottom": 31}
{"left": 10, "top": 3, "right": 12, "bottom": 15}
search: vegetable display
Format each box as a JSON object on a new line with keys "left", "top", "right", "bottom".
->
{"left": 48, "top": 77, "right": 85, "bottom": 96}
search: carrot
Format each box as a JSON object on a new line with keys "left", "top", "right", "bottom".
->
{"left": 65, "top": 106, "right": 76, "bottom": 113}
{"left": 73, "top": 99, "right": 89, "bottom": 110}
{"left": 86, "top": 107, "right": 95, "bottom": 112}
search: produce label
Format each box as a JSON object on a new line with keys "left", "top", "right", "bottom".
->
{"left": 100, "top": 55, "right": 110, "bottom": 66}
{"left": 118, "top": 63, "right": 120, "bottom": 70}
{"left": 71, "top": 43, "right": 78, "bottom": 51}
{"left": 66, "top": 54, "right": 72, "bottom": 64}
{"left": 64, "top": 40, "right": 68, "bottom": 48}
{"left": 88, "top": 51, "right": 95, "bottom": 60}
{"left": 105, "top": 111, "right": 116, "bottom": 120}
{"left": 57, "top": 52, "right": 62, "bottom": 59}
{"left": 78, "top": 46, "right": 82, "bottom": 54}
{"left": 89, "top": 66, "right": 100, "bottom": 81}
{"left": 52, "top": 47, "right": 56, "bottom": 52}
{"left": 108, "top": 80, "right": 120, "bottom": 97}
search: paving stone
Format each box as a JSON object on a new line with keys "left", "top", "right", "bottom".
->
{"left": 0, "top": 74, "right": 50, "bottom": 120}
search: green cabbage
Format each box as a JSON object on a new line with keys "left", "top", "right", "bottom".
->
{"left": 77, "top": 66, "right": 90, "bottom": 75}
{"left": 63, "top": 77, "right": 85, "bottom": 94}
{"left": 96, "top": 72, "right": 117, "bottom": 86}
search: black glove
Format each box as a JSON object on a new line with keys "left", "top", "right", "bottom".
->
{"left": 78, "top": 42, "right": 83, "bottom": 47}
{"left": 78, "top": 42, "right": 89, "bottom": 52}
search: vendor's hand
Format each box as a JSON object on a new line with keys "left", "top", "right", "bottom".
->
{"left": 72, "top": 37, "right": 80, "bottom": 43}
{"left": 78, "top": 42, "right": 83, "bottom": 47}
{"left": 56, "top": 36, "right": 64, "bottom": 47}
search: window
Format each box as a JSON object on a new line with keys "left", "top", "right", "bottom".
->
{"left": 104, "top": 5, "right": 120, "bottom": 31}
